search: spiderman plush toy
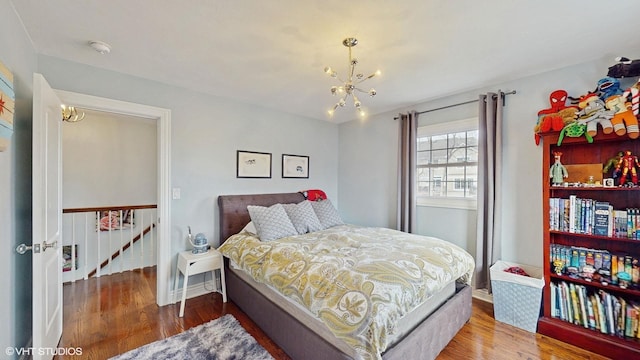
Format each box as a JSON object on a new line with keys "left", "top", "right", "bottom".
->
{"left": 534, "top": 90, "right": 578, "bottom": 145}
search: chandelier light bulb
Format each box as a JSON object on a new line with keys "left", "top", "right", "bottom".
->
{"left": 369, "top": 89, "right": 377, "bottom": 97}
{"left": 330, "top": 86, "right": 337, "bottom": 95}
{"left": 338, "top": 99, "right": 346, "bottom": 107}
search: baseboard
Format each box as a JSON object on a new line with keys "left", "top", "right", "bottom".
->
{"left": 472, "top": 288, "right": 493, "bottom": 303}
{"left": 169, "top": 276, "right": 220, "bottom": 304}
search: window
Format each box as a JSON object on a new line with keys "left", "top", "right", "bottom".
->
{"left": 416, "top": 117, "right": 478, "bottom": 209}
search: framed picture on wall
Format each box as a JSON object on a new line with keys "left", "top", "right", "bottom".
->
{"left": 237, "top": 150, "right": 272, "bottom": 178}
{"left": 282, "top": 154, "right": 309, "bottom": 178}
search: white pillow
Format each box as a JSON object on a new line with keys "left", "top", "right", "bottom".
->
{"left": 281, "top": 201, "right": 323, "bottom": 234}
{"left": 310, "top": 199, "right": 344, "bottom": 229}
{"left": 247, "top": 203, "right": 298, "bottom": 241}
{"left": 241, "top": 221, "right": 257, "bottom": 235}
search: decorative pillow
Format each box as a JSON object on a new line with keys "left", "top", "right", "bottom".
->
{"left": 281, "top": 201, "right": 323, "bottom": 234}
{"left": 310, "top": 199, "right": 344, "bottom": 229}
{"left": 241, "top": 221, "right": 257, "bottom": 235}
{"left": 247, "top": 204, "right": 297, "bottom": 241}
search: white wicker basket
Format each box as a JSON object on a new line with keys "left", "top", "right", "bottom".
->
{"left": 490, "top": 260, "right": 545, "bottom": 333}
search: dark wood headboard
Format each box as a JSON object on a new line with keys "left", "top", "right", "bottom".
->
{"left": 217, "top": 192, "right": 306, "bottom": 243}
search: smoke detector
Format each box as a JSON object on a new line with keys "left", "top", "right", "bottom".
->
{"left": 88, "top": 40, "right": 111, "bottom": 54}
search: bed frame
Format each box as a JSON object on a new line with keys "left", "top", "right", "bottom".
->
{"left": 218, "top": 192, "right": 471, "bottom": 360}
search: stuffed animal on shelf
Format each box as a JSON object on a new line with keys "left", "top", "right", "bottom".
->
{"left": 534, "top": 90, "right": 577, "bottom": 145}
{"left": 557, "top": 121, "right": 593, "bottom": 146}
{"left": 604, "top": 94, "right": 639, "bottom": 138}
{"left": 596, "top": 77, "right": 623, "bottom": 101}
{"left": 575, "top": 93, "right": 614, "bottom": 137}
{"left": 622, "top": 78, "right": 640, "bottom": 117}
{"left": 607, "top": 57, "right": 640, "bottom": 78}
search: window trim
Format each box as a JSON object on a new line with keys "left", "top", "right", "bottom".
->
{"left": 416, "top": 117, "right": 478, "bottom": 210}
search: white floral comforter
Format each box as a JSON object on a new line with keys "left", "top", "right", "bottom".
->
{"left": 218, "top": 224, "right": 474, "bottom": 360}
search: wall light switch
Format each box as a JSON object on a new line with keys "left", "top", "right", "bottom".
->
{"left": 172, "top": 188, "right": 181, "bottom": 200}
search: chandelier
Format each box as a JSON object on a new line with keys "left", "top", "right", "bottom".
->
{"left": 61, "top": 105, "right": 85, "bottom": 123}
{"left": 324, "top": 38, "right": 380, "bottom": 117}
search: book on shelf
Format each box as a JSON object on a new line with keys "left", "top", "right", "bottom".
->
{"left": 549, "top": 243, "right": 640, "bottom": 288}
{"left": 547, "top": 195, "right": 640, "bottom": 239}
{"left": 569, "top": 195, "right": 577, "bottom": 233}
{"left": 593, "top": 201, "right": 611, "bottom": 236}
{"left": 614, "top": 210, "right": 628, "bottom": 238}
{"left": 551, "top": 280, "right": 640, "bottom": 339}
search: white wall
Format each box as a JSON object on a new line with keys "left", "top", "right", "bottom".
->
{"left": 62, "top": 111, "right": 157, "bottom": 208}
{"left": 339, "top": 54, "right": 640, "bottom": 270}
{"left": 37, "top": 55, "right": 339, "bottom": 296}
{"left": 0, "top": 0, "right": 37, "bottom": 356}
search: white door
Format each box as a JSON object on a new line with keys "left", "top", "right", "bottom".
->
{"left": 32, "top": 73, "right": 63, "bottom": 360}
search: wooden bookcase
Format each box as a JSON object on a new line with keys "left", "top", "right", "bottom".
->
{"left": 538, "top": 132, "right": 640, "bottom": 358}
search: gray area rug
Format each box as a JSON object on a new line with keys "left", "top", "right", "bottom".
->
{"left": 110, "top": 314, "right": 275, "bottom": 360}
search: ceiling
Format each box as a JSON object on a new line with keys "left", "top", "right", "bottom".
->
{"left": 10, "top": 1, "right": 640, "bottom": 123}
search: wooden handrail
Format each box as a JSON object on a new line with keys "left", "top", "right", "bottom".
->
{"left": 87, "top": 223, "right": 156, "bottom": 278}
{"left": 63, "top": 204, "right": 157, "bottom": 214}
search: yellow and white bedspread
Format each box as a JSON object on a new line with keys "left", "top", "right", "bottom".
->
{"left": 218, "top": 224, "right": 475, "bottom": 360}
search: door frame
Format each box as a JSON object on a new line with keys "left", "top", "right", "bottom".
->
{"left": 56, "top": 90, "right": 172, "bottom": 306}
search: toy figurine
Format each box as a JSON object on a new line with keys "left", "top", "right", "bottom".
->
{"left": 553, "top": 259, "right": 564, "bottom": 275}
{"left": 618, "top": 272, "right": 632, "bottom": 289}
{"left": 603, "top": 151, "right": 623, "bottom": 179}
{"left": 550, "top": 151, "right": 568, "bottom": 186}
{"left": 615, "top": 150, "right": 640, "bottom": 186}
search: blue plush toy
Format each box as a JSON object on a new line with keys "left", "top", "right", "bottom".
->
{"left": 597, "top": 76, "right": 623, "bottom": 100}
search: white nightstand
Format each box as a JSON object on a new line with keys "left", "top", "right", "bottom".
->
{"left": 173, "top": 249, "right": 227, "bottom": 317}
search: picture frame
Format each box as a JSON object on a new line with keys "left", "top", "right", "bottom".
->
{"left": 282, "top": 154, "right": 309, "bottom": 178}
{"left": 237, "top": 150, "right": 272, "bottom": 178}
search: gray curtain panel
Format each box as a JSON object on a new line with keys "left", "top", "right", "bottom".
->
{"left": 397, "top": 111, "right": 418, "bottom": 233}
{"left": 476, "top": 92, "right": 503, "bottom": 292}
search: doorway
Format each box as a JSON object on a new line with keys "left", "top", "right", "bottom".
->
{"left": 56, "top": 90, "right": 172, "bottom": 306}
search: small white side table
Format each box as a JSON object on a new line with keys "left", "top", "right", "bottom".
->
{"left": 173, "top": 249, "right": 227, "bottom": 317}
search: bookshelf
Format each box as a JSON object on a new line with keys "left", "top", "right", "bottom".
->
{"left": 538, "top": 132, "right": 640, "bottom": 359}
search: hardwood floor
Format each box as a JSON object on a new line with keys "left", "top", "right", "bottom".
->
{"left": 56, "top": 267, "right": 610, "bottom": 360}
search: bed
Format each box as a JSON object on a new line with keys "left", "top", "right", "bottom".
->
{"left": 217, "top": 192, "right": 473, "bottom": 360}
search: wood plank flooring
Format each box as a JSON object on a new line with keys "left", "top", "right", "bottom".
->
{"left": 56, "top": 267, "right": 610, "bottom": 360}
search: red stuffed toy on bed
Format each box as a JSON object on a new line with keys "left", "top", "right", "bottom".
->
{"left": 301, "top": 189, "right": 327, "bottom": 201}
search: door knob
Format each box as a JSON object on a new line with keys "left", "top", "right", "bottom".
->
{"left": 16, "top": 243, "right": 32, "bottom": 254}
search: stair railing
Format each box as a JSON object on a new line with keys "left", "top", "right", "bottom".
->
{"left": 62, "top": 204, "right": 157, "bottom": 282}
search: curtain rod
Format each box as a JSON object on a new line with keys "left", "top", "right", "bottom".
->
{"left": 394, "top": 90, "right": 517, "bottom": 120}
